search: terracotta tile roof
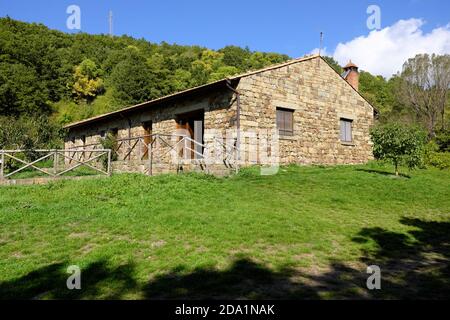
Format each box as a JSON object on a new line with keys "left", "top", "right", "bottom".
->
{"left": 343, "top": 60, "right": 358, "bottom": 69}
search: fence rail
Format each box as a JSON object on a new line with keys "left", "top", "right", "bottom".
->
{"left": 0, "top": 149, "right": 112, "bottom": 180}
{"left": 66, "top": 133, "right": 239, "bottom": 175}
{"left": 148, "top": 134, "right": 239, "bottom": 175}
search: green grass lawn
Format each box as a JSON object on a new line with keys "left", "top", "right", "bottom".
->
{"left": 0, "top": 162, "right": 449, "bottom": 299}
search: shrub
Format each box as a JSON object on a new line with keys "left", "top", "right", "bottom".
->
{"left": 0, "top": 116, "right": 63, "bottom": 151}
{"left": 425, "top": 152, "right": 450, "bottom": 170}
{"left": 435, "top": 129, "right": 450, "bottom": 152}
{"left": 370, "top": 123, "right": 427, "bottom": 176}
{"left": 99, "top": 132, "right": 118, "bottom": 170}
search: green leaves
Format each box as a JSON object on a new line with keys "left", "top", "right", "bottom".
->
{"left": 370, "top": 123, "right": 427, "bottom": 175}
{"left": 108, "top": 49, "right": 153, "bottom": 106}
{"left": 72, "top": 59, "right": 104, "bottom": 102}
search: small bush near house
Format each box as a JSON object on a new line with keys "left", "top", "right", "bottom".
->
{"left": 99, "top": 132, "right": 118, "bottom": 169}
{"left": 370, "top": 123, "right": 427, "bottom": 176}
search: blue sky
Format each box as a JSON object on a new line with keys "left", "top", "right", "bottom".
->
{"left": 1, "top": 0, "right": 449, "bottom": 77}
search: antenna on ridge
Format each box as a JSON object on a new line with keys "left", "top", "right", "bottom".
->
{"left": 319, "top": 32, "right": 323, "bottom": 56}
{"left": 109, "top": 10, "right": 113, "bottom": 37}
{"left": 317, "top": 32, "right": 323, "bottom": 67}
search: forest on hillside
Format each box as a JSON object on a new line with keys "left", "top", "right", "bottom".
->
{"left": 0, "top": 17, "right": 449, "bottom": 152}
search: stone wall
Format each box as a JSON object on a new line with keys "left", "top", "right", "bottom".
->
{"left": 235, "top": 57, "right": 374, "bottom": 165}
{"left": 65, "top": 56, "right": 374, "bottom": 171}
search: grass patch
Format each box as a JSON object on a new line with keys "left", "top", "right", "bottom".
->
{"left": 0, "top": 163, "right": 449, "bottom": 299}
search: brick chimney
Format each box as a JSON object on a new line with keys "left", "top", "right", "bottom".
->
{"left": 342, "top": 60, "right": 359, "bottom": 91}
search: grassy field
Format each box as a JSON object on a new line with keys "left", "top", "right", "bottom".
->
{"left": 0, "top": 162, "right": 449, "bottom": 299}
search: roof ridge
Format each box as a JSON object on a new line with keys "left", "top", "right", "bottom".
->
{"left": 229, "top": 54, "right": 320, "bottom": 80}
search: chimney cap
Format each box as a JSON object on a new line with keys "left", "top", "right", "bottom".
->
{"left": 343, "top": 60, "right": 358, "bottom": 69}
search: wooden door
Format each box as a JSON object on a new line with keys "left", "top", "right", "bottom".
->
{"left": 176, "top": 120, "right": 194, "bottom": 159}
{"left": 142, "top": 121, "right": 152, "bottom": 160}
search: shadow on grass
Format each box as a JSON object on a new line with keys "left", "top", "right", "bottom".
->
{"left": 355, "top": 168, "right": 411, "bottom": 179}
{"left": 142, "top": 258, "right": 321, "bottom": 299}
{"left": 0, "top": 260, "right": 138, "bottom": 300}
{"left": 352, "top": 218, "right": 450, "bottom": 299}
{"left": 1, "top": 219, "right": 449, "bottom": 299}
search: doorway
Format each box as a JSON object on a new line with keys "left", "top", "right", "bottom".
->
{"left": 176, "top": 109, "right": 204, "bottom": 159}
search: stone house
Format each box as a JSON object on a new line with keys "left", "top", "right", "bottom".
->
{"left": 64, "top": 54, "right": 376, "bottom": 174}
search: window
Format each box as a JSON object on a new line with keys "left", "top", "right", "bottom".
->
{"left": 340, "top": 119, "right": 353, "bottom": 142}
{"left": 276, "top": 108, "right": 294, "bottom": 136}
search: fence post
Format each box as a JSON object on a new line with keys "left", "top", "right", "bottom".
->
{"left": 53, "top": 150, "right": 58, "bottom": 176}
{"left": 149, "top": 140, "right": 153, "bottom": 176}
{"left": 138, "top": 138, "right": 142, "bottom": 161}
{"left": 107, "top": 150, "right": 112, "bottom": 176}
{"left": 0, "top": 151, "right": 4, "bottom": 179}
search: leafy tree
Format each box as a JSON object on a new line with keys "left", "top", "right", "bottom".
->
{"left": 190, "top": 60, "right": 211, "bottom": 86}
{"left": 219, "top": 46, "right": 251, "bottom": 70}
{"left": 0, "top": 62, "right": 50, "bottom": 116}
{"left": 370, "top": 123, "right": 427, "bottom": 176}
{"left": 359, "top": 71, "right": 396, "bottom": 120}
{"left": 397, "top": 54, "right": 450, "bottom": 137}
{"left": 72, "top": 59, "right": 104, "bottom": 102}
{"left": 171, "top": 69, "right": 192, "bottom": 92}
{"left": 435, "top": 129, "right": 450, "bottom": 152}
{"left": 209, "top": 66, "right": 240, "bottom": 82}
{"left": 0, "top": 116, "right": 62, "bottom": 150}
{"left": 108, "top": 50, "right": 153, "bottom": 105}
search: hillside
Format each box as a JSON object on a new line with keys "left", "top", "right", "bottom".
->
{"left": 0, "top": 17, "right": 290, "bottom": 125}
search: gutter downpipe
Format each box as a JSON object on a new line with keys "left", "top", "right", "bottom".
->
{"left": 226, "top": 79, "right": 240, "bottom": 173}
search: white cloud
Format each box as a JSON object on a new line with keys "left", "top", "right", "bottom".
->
{"left": 310, "top": 47, "right": 330, "bottom": 57}
{"left": 332, "top": 19, "right": 450, "bottom": 78}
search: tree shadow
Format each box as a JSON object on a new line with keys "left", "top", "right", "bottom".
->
{"left": 0, "top": 259, "right": 138, "bottom": 300}
{"left": 1, "top": 218, "right": 448, "bottom": 300}
{"left": 142, "top": 258, "right": 321, "bottom": 300}
{"left": 351, "top": 218, "right": 450, "bottom": 299}
{"left": 355, "top": 168, "right": 411, "bottom": 179}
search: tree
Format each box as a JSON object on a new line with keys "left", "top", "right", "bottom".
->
{"left": 397, "top": 54, "right": 450, "bottom": 137}
{"left": 322, "top": 56, "right": 343, "bottom": 74}
{"left": 72, "top": 59, "right": 104, "bottom": 102}
{"left": 359, "top": 71, "right": 396, "bottom": 120}
{"left": 219, "top": 46, "right": 251, "bottom": 71}
{"left": 370, "top": 123, "right": 427, "bottom": 176}
{"left": 0, "top": 116, "right": 62, "bottom": 150}
{"left": 208, "top": 66, "right": 240, "bottom": 82}
{"left": 0, "top": 62, "right": 50, "bottom": 117}
{"left": 108, "top": 50, "right": 153, "bottom": 105}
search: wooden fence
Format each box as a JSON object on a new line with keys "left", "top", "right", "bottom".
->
{"left": 0, "top": 149, "right": 112, "bottom": 180}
